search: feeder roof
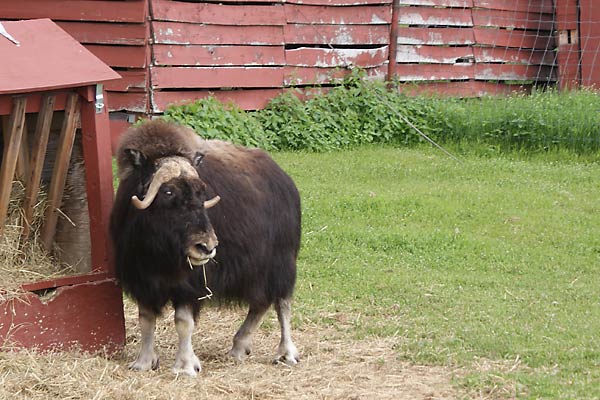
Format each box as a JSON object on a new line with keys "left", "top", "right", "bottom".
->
{"left": 0, "top": 18, "right": 120, "bottom": 95}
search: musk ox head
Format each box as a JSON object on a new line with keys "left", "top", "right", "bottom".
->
{"left": 118, "top": 122, "right": 221, "bottom": 268}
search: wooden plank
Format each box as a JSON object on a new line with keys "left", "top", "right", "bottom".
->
{"left": 473, "top": 47, "right": 555, "bottom": 65}
{"left": 474, "top": 0, "right": 554, "bottom": 14}
{"left": 398, "top": 7, "right": 473, "bottom": 27}
{"left": 579, "top": 1, "right": 600, "bottom": 87}
{"left": 284, "top": 24, "right": 389, "bottom": 45}
{"left": 80, "top": 91, "right": 115, "bottom": 272}
{"left": 0, "top": 0, "right": 147, "bottom": 23}
{"left": 394, "top": 63, "right": 474, "bottom": 80}
{"left": 0, "top": 280, "right": 125, "bottom": 352}
{"left": 398, "top": 0, "right": 472, "bottom": 6}
{"left": 284, "top": 4, "right": 391, "bottom": 24}
{"left": 20, "top": 271, "right": 110, "bottom": 293}
{"left": 151, "top": 67, "right": 285, "bottom": 89}
{"left": 286, "top": 0, "right": 392, "bottom": 5}
{"left": 473, "top": 28, "right": 555, "bottom": 50}
{"left": 153, "top": 22, "right": 284, "bottom": 45}
{"left": 395, "top": 44, "right": 474, "bottom": 64}
{"left": 474, "top": 64, "right": 555, "bottom": 81}
{"left": 0, "top": 96, "right": 26, "bottom": 235}
{"left": 0, "top": 92, "right": 69, "bottom": 115}
{"left": 153, "top": 45, "right": 285, "bottom": 67}
{"left": 397, "top": 80, "right": 531, "bottom": 97}
{"left": 40, "top": 93, "right": 80, "bottom": 251}
{"left": 151, "top": 0, "right": 285, "bottom": 25}
{"left": 84, "top": 44, "right": 147, "bottom": 68}
{"left": 1, "top": 117, "right": 27, "bottom": 181}
{"left": 106, "top": 92, "right": 148, "bottom": 113}
{"left": 556, "top": 46, "right": 580, "bottom": 89}
{"left": 554, "top": 0, "right": 578, "bottom": 30}
{"left": 103, "top": 70, "right": 147, "bottom": 92}
{"left": 393, "top": 63, "right": 555, "bottom": 82}
{"left": 397, "top": 27, "right": 475, "bottom": 45}
{"left": 284, "top": 65, "right": 386, "bottom": 85}
{"left": 286, "top": 47, "right": 388, "bottom": 67}
{"left": 152, "top": 89, "right": 285, "bottom": 113}
{"left": 20, "top": 95, "right": 56, "bottom": 244}
{"left": 472, "top": 8, "right": 554, "bottom": 31}
{"left": 15, "top": 120, "right": 29, "bottom": 182}
{"left": 56, "top": 21, "right": 146, "bottom": 46}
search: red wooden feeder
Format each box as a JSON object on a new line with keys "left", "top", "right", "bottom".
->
{"left": 0, "top": 19, "right": 125, "bottom": 352}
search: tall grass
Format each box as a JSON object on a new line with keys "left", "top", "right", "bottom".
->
{"left": 435, "top": 88, "right": 600, "bottom": 153}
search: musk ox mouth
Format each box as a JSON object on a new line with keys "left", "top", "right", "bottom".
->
{"left": 187, "top": 246, "right": 217, "bottom": 267}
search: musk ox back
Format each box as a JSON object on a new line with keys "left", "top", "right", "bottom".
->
{"left": 110, "top": 120, "right": 301, "bottom": 376}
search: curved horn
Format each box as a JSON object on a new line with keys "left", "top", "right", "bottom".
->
{"left": 204, "top": 195, "right": 220, "bottom": 209}
{"left": 131, "top": 161, "right": 182, "bottom": 210}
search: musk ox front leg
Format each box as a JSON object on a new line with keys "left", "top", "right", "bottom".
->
{"left": 172, "top": 304, "right": 202, "bottom": 376}
{"left": 129, "top": 304, "right": 159, "bottom": 371}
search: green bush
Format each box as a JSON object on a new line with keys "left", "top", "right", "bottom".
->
{"left": 162, "top": 71, "right": 600, "bottom": 154}
{"left": 163, "top": 97, "right": 276, "bottom": 150}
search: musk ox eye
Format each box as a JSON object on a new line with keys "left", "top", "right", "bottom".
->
{"left": 164, "top": 190, "right": 173, "bottom": 196}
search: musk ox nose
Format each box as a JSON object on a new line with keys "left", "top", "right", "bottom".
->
{"left": 195, "top": 242, "right": 217, "bottom": 256}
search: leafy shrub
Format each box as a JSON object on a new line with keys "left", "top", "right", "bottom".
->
{"left": 162, "top": 70, "right": 600, "bottom": 154}
{"left": 163, "top": 97, "right": 276, "bottom": 150}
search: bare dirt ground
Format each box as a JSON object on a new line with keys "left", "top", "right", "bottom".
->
{"left": 0, "top": 299, "right": 462, "bottom": 400}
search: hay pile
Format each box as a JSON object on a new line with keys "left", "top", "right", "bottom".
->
{"left": 0, "top": 182, "right": 72, "bottom": 300}
{"left": 0, "top": 299, "right": 461, "bottom": 399}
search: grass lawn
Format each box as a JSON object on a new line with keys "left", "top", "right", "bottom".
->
{"left": 274, "top": 146, "right": 600, "bottom": 399}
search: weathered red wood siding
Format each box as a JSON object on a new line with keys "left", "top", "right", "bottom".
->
{"left": 578, "top": 1, "right": 600, "bottom": 88}
{"left": 3, "top": 0, "right": 597, "bottom": 113}
{"left": 393, "top": 0, "right": 556, "bottom": 96}
{"left": 0, "top": 0, "right": 149, "bottom": 113}
{"left": 149, "top": 0, "right": 391, "bottom": 112}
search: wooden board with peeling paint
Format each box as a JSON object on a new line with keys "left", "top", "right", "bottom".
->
{"left": 286, "top": 47, "right": 389, "bottom": 68}
{"left": 151, "top": 0, "right": 285, "bottom": 25}
{"left": 284, "top": 24, "right": 389, "bottom": 45}
{"left": 153, "top": 89, "right": 285, "bottom": 113}
{"left": 284, "top": 4, "right": 391, "bottom": 25}
{"left": 151, "top": 67, "right": 286, "bottom": 89}
{"left": 153, "top": 22, "right": 285, "bottom": 46}
{"left": 398, "top": 81, "right": 532, "bottom": 97}
{"left": 153, "top": 45, "right": 285, "bottom": 67}
{"left": 285, "top": 65, "right": 387, "bottom": 86}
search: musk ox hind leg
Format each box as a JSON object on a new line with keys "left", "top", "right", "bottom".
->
{"left": 129, "top": 304, "right": 160, "bottom": 371}
{"left": 274, "top": 297, "right": 300, "bottom": 366}
{"left": 172, "top": 304, "right": 202, "bottom": 376}
{"left": 229, "top": 304, "right": 269, "bottom": 361}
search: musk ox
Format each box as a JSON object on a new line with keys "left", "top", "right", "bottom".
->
{"left": 110, "top": 120, "right": 301, "bottom": 376}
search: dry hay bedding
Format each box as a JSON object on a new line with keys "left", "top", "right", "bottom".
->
{"left": 0, "top": 297, "right": 460, "bottom": 400}
{"left": 0, "top": 183, "right": 459, "bottom": 399}
{"left": 0, "top": 183, "right": 74, "bottom": 301}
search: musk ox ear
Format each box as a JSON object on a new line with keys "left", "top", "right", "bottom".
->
{"left": 124, "top": 148, "right": 147, "bottom": 169}
{"left": 192, "top": 151, "right": 204, "bottom": 168}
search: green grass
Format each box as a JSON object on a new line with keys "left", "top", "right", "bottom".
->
{"left": 273, "top": 146, "right": 600, "bottom": 399}
{"left": 434, "top": 89, "right": 600, "bottom": 153}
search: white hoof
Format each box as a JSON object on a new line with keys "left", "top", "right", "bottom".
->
{"left": 273, "top": 342, "right": 299, "bottom": 366}
{"left": 172, "top": 354, "right": 202, "bottom": 377}
{"left": 129, "top": 351, "right": 159, "bottom": 371}
{"left": 229, "top": 338, "right": 253, "bottom": 362}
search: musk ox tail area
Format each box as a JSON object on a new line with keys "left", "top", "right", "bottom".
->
{"left": 110, "top": 120, "right": 301, "bottom": 375}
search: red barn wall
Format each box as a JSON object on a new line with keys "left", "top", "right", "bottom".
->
{"left": 2, "top": 0, "right": 598, "bottom": 116}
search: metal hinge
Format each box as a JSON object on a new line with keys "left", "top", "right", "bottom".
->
{"left": 95, "top": 84, "right": 105, "bottom": 113}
